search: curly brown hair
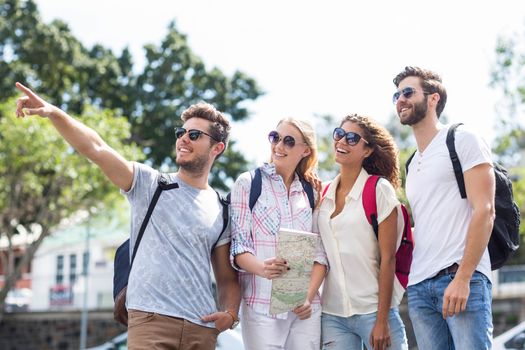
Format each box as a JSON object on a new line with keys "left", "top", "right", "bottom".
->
{"left": 340, "top": 114, "right": 400, "bottom": 189}
{"left": 393, "top": 66, "right": 447, "bottom": 117}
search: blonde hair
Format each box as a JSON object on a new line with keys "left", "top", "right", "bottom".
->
{"left": 273, "top": 118, "right": 318, "bottom": 180}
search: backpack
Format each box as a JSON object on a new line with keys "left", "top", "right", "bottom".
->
{"left": 322, "top": 175, "right": 414, "bottom": 289}
{"left": 248, "top": 167, "right": 315, "bottom": 211}
{"left": 405, "top": 123, "right": 521, "bottom": 270}
{"left": 112, "top": 174, "right": 229, "bottom": 326}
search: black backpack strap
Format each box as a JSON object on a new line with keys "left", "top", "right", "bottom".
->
{"left": 249, "top": 167, "right": 315, "bottom": 210}
{"left": 130, "top": 174, "right": 179, "bottom": 267}
{"left": 211, "top": 191, "right": 230, "bottom": 251}
{"left": 220, "top": 194, "right": 230, "bottom": 235}
{"left": 405, "top": 151, "right": 416, "bottom": 175}
{"left": 298, "top": 176, "right": 315, "bottom": 209}
{"left": 446, "top": 123, "right": 467, "bottom": 199}
{"left": 249, "top": 167, "right": 262, "bottom": 211}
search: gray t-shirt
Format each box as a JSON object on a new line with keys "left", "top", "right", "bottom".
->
{"left": 122, "top": 162, "right": 230, "bottom": 327}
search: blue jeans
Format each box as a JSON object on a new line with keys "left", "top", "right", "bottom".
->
{"left": 407, "top": 271, "right": 493, "bottom": 350}
{"left": 321, "top": 308, "right": 408, "bottom": 350}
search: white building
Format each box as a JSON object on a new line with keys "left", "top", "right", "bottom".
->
{"left": 31, "top": 210, "right": 128, "bottom": 311}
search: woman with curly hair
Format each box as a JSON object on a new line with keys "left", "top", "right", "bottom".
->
{"left": 317, "top": 114, "right": 408, "bottom": 350}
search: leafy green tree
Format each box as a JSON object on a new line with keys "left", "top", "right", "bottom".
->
{"left": 0, "top": 99, "right": 143, "bottom": 319}
{"left": 315, "top": 114, "right": 338, "bottom": 181}
{"left": 385, "top": 113, "right": 415, "bottom": 152}
{"left": 0, "top": 0, "right": 261, "bottom": 311}
{"left": 381, "top": 113, "right": 414, "bottom": 206}
{"left": 0, "top": 0, "right": 263, "bottom": 191}
{"left": 490, "top": 28, "right": 525, "bottom": 264}
{"left": 131, "top": 22, "right": 261, "bottom": 189}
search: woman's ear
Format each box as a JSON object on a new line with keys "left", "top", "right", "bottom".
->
{"left": 364, "top": 147, "right": 374, "bottom": 159}
{"left": 302, "top": 147, "right": 312, "bottom": 158}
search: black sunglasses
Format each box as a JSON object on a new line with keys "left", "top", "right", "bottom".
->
{"left": 174, "top": 127, "right": 220, "bottom": 142}
{"left": 392, "top": 87, "right": 430, "bottom": 104}
{"left": 333, "top": 127, "right": 369, "bottom": 146}
{"left": 268, "top": 130, "right": 305, "bottom": 149}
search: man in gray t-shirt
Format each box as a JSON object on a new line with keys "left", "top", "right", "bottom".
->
{"left": 15, "top": 82, "right": 241, "bottom": 350}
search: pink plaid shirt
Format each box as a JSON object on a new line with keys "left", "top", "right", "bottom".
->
{"left": 230, "top": 163, "right": 327, "bottom": 318}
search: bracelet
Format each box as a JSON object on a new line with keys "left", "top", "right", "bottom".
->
{"left": 224, "top": 310, "right": 237, "bottom": 323}
{"left": 224, "top": 310, "right": 239, "bottom": 329}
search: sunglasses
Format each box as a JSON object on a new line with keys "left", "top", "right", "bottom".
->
{"left": 174, "top": 127, "right": 220, "bottom": 142}
{"left": 268, "top": 130, "right": 306, "bottom": 149}
{"left": 392, "top": 87, "right": 429, "bottom": 104}
{"left": 333, "top": 127, "right": 369, "bottom": 146}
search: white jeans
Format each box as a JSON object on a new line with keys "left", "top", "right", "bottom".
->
{"left": 241, "top": 302, "right": 322, "bottom": 350}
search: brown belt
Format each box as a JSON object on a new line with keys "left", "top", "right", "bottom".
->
{"left": 434, "top": 263, "right": 459, "bottom": 278}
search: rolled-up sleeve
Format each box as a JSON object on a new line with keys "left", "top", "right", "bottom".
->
{"left": 229, "top": 172, "right": 256, "bottom": 270}
{"left": 312, "top": 209, "right": 329, "bottom": 268}
{"left": 314, "top": 236, "right": 329, "bottom": 267}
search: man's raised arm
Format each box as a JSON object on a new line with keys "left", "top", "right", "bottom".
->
{"left": 15, "top": 82, "right": 134, "bottom": 191}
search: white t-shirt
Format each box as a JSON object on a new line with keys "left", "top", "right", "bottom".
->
{"left": 316, "top": 168, "right": 405, "bottom": 317}
{"left": 406, "top": 124, "right": 493, "bottom": 286}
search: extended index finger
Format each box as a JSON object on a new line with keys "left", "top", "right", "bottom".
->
{"left": 15, "top": 82, "right": 39, "bottom": 100}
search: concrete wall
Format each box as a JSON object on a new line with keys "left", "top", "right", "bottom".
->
{"left": 0, "top": 310, "right": 125, "bottom": 350}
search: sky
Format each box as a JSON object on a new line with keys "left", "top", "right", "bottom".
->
{"left": 35, "top": 0, "right": 525, "bottom": 165}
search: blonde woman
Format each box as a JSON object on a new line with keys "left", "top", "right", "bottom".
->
{"left": 230, "top": 118, "right": 327, "bottom": 349}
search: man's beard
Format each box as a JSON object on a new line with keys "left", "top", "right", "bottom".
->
{"left": 176, "top": 153, "right": 209, "bottom": 175}
{"left": 399, "top": 97, "right": 428, "bottom": 126}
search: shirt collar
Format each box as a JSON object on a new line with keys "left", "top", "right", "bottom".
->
{"left": 261, "top": 162, "right": 277, "bottom": 177}
{"left": 348, "top": 168, "right": 369, "bottom": 200}
{"left": 261, "top": 162, "right": 303, "bottom": 193}
{"left": 324, "top": 168, "right": 370, "bottom": 202}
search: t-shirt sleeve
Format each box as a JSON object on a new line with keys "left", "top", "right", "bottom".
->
{"left": 120, "top": 162, "right": 158, "bottom": 204}
{"left": 376, "top": 178, "right": 400, "bottom": 224}
{"left": 455, "top": 127, "right": 493, "bottom": 172}
{"left": 215, "top": 210, "right": 231, "bottom": 247}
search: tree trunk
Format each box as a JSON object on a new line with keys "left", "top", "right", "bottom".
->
{"left": 0, "top": 225, "right": 50, "bottom": 323}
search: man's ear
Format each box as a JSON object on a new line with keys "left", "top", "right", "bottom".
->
{"left": 429, "top": 92, "right": 440, "bottom": 109}
{"left": 213, "top": 142, "right": 226, "bottom": 157}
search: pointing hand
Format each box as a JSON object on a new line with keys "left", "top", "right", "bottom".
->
{"left": 15, "top": 82, "right": 56, "bottom": 118}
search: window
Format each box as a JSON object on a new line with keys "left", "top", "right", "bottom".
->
{"left": 56, "top": 255, "right": 64, "bottom": 285}
{"left": 69, "top": 254, "right": 77, "bottom": 284}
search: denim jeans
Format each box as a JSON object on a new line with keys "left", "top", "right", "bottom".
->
{"left": 407, "top": 271, "right": 493, "bottom": 350}
{"left": 321, "top": 308, "right": 408, "bottom": 350}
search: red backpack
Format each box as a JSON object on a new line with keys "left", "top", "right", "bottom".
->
{"left": 322, "top": 175, "right": 414, "bottom": 289}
